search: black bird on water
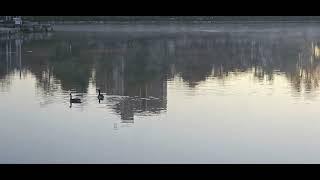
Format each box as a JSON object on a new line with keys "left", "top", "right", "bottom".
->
{"left": 70, "top": 93, "right": 81, "bottom": 103}
{"left": 97, "top": 89, "right": 104, "bottom": 103}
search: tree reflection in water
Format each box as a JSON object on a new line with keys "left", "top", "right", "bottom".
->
{"left": 1, "top": 29, "right": 320, "bottom": 122}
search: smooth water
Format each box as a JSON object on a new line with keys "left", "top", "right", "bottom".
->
{"left": 1, "top": 23, "right": 320, "bottom": 163}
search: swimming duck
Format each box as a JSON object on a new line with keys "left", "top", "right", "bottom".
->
{"left": 97, "top": 89, "right": 104, "bottom": 101}
{"left": 70, "top": 93, "right": 81, "bottom": 103}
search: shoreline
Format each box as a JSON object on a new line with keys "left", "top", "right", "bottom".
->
{"left": 44, "top": 20, "right": 320, "bottom": 25}
{"left": 3, "top": 21, "right": 320, "bottom": 36}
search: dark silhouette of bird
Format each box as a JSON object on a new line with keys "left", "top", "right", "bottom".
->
{"left": 70, "top": 93, "right": 81, "bottom": 103}
{"left": 97, "top": 89, "right": 104, "bottom": 103}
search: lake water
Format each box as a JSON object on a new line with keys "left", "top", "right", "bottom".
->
{"left": 1, "top": 23, "right": 320, "bottom": 163}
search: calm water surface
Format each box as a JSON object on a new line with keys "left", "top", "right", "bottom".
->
{"left": 1, "top": 23, "right": 320, "bottom": 163}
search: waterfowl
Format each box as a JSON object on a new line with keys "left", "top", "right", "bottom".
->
{"left": 97, "top": 89, "right": 104, "bottom": 101}
{"left": 70, "top": 93, "right": 81, "bottom": 103}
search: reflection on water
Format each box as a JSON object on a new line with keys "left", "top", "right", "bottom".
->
{"left": 1, "top": 31, "right": 320, "bottom": 108}
{"left": 3, "top": 24, "right": 320, "bottom": 163}
{"left": 2, "top": 28, "right": 320, "bottom": 111}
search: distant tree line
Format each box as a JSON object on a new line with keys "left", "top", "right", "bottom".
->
{"left": 21, "top": 16, "right": 320, "bottom": 22}
{"left": 22, "top": 16, "right": 211, "bottom": 22}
